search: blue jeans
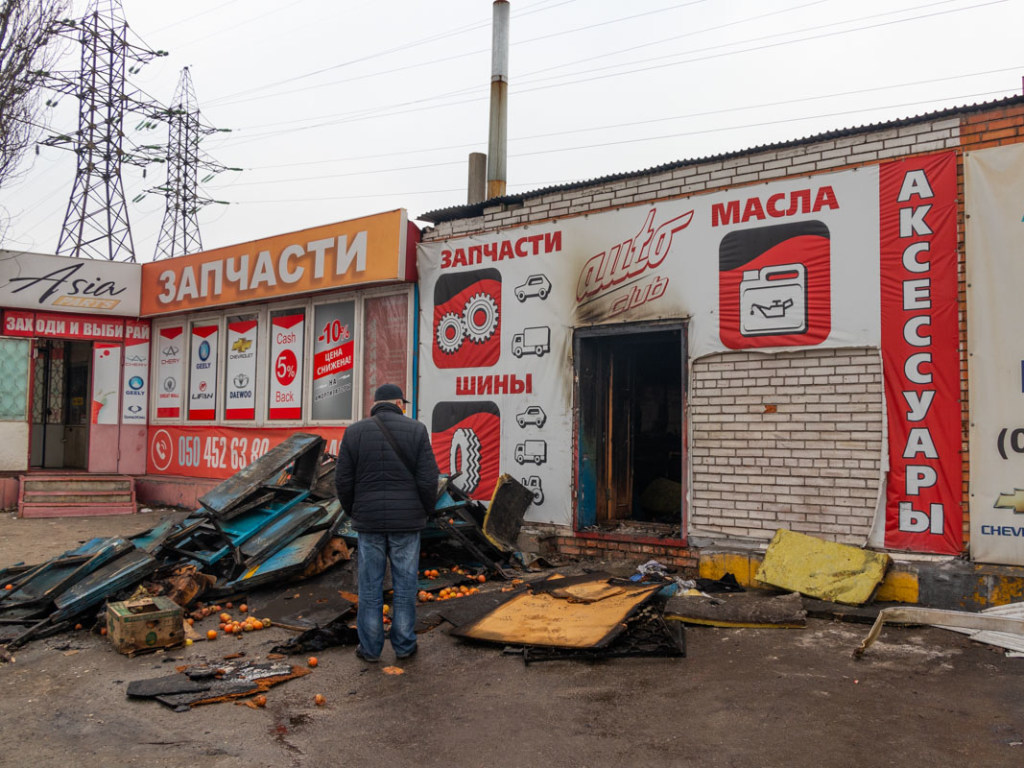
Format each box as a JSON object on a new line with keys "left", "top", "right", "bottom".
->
{"left": 356, "top": 531, "right": 421, "bottom": 658}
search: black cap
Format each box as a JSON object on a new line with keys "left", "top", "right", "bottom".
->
{"left": 373, "top": 383, "right": 409, "bottom": 403}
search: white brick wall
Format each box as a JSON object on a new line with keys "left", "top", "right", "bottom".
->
{"left": 689, "top": 348, "right": 883, "bottom": 544}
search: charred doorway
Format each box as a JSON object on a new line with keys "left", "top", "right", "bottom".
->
{"left": 575, "top": 325, "right": 685, "bottom": 532}
{"left": 29, "top": 339, "right": 91, "bottom": 469}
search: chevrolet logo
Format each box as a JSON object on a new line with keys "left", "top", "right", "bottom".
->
{"left": 232, "top": 337, "right": 252, "bottom": 353}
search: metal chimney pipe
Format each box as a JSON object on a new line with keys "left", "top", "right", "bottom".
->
{"left": 487, "top": 0, "right": 509, "bottom": 200}
{"left": 468, "top": 152, "right": 487, "bottom": 203}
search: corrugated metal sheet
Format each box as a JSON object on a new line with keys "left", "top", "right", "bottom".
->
{"left": 418, "top": 95, "right": 1024, "bottom": 225}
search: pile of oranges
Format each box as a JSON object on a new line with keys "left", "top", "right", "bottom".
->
{"left": 186, "top": 601, "right": 271, "bottom": 640}
{"left": 421, "top": 569, "right": 441, "bottom": 580}
{"left": 418, "top": 584, "right": 480, "bottom": 602}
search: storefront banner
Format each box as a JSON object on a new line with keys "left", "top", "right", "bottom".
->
{"left": 311, "top": 301, "right": 355, "bottom": 420}
{"left": 140, "top": 211, "right": 418, "bottom": 315}
{"left": 269, "top": 313, "right": 304, "bottom": 420}
{"left": 121, "top": 320, "right": 150, "bottom": 423}
{"left": 225, "top": 319, "right": 258, "bottom": 420}
{"left": 879, "top": 152, "right": 961, "bottom": 554}
{"left": 3, "top": 309, "right": 125, "bottom": 341}
{"left": 156, "top": 325, "right": 184, "bottom": 419}
{"left": 91, "top": 343, "right": 121, "bottom": 424}
{"left": 147, "top": 424, "right": 347, "bottom": 479}
{"left": 188, "top": 324, "right": 219, "bottom": 421}
{"left": 966, "top": 143, "right": 1024, "bottom": 565}
{"left": 0, "top": 250, "right": 140, "bottom": 315}
{"left": 417, "top": 152, "right": 962, "bottom": 539}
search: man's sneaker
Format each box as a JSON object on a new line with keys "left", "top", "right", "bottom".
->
{"left": 396, "top": 646, "right": 418, "bottom": 661}
{"left": 355, "top": 646, "right": 380, "bottom": 663}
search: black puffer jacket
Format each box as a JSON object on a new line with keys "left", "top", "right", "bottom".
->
{"left": 335, "top": 402, "right": 440, "bottom": 533}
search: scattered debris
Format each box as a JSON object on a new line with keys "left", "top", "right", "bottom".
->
{"left": 756, "top": 529, "right": 890, "bottom": 605}
{"left": 853, "top": 606, "right": 1024, "bottom": 658}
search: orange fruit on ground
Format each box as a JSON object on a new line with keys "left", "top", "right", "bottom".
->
{"left": 307, "top": 657, "right": 318, "bottom": 668}
{"left": 219, "top": 612, "right": 231, "bottom": 623}
{"left": 225, "top": 602, "right": 233, "bottom": 609}
{"left": 206, "top": 629, "right": 217, "bottom": 640}
{"left": 100, "top": 627, "right": 108, "bottom": 636}
{"left": 239, "top": 604, "right": 248, "bottom": 613}
{"left": 4, "top": 584, "right": 13, "bottom": 590}
{"left": 477, "top": 574, "right": 486, "bottom": 583}
{"left": 253, "top": 694, "right": 267, "bottom": 707}
{"left": 314, "top": 694, "right": 326, "bottom": 706}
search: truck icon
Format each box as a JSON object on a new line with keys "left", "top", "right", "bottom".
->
{"left": 522, "top": 475, "right": 544, "bottom": 505}
{"left": 514, "top": 274, "right": 551, "bottom": 302}
{"left": 511, "top": 326, "right": 550, "bottom": 358}
{"left": 516, "top": 405, "right": 547, "bottom": 428}
{"left": 515, "top": 439, "right": 547, "bottom": 465}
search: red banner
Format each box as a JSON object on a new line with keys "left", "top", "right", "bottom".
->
{"left": 879, "top": 152, "right": 962, "bottom": 553}
{"left": 147, "top": 425, "right": 347, "bottom": 479}
{"left": 3, "top": 309, "right": 126, "bottom": 340}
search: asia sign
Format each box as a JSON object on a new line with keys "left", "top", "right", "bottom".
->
{"left": 139, "top": 211, "right": 417, "bottom": 315}
{"left": 417, "top": 152, "right": 963, "bottom": 552}
{"left": 0, "top": 251, "right": 141, "bottom": 315}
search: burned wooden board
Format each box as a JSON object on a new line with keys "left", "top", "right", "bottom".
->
{"left": 665, "top": 590, "right": 807, "bottom": 628}
{"left": 452, "top": 578, "right": 663, "bottom": 649}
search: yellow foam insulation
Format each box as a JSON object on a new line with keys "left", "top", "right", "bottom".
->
{"left": 755, "top": 529, "right": 890, "bottom": 605}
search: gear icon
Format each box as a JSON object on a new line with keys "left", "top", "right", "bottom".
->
{"left": 436, "top": 312, "right": 464, "bottom": 354}
{"left": 462, "top": 292, "right": 499, "bottom": 344}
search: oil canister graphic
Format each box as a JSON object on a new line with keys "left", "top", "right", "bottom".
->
{"left": 718, "top": 220, "right": 831, "bottom": 349}
{"left": 433, "top": 268, "right": 502, "bottom": 368}
{"left": 431, "top": 401, "right": 501, "bottom": 501}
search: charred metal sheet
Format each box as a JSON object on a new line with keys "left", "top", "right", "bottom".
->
{"left": 199, "top": 433, "right": 324, "bottom": 520}
{"left": 237, "top": 501, "right": 328, "bottom": 560}
{"left": 481, "top": 474, "right": 533, "bottom": 552}
{"left": 126, "top": 675, "right": 212, "bottom": 698}
{"left": 50, "top": 549, "right": 158, "bottom": 624}
{"left": 0, "top": 537, "right": 133, "bottom": 609}
{"left": 225, "top": 527, "right": 332, "bottom": 592}
{"left": 665, "top": 591, "right": 807, "bottom": 628}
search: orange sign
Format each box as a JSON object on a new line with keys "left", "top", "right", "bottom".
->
{"left": 140, "top": 210, "right": 418, "bottom": 315}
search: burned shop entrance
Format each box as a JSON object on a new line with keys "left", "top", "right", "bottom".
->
{"left": 575, "top": 325, "right": 685, "bottom": 533}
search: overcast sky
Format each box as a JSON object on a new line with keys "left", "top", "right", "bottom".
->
{"left": 0, "top": 0, "right": 1020, "bottom": 262}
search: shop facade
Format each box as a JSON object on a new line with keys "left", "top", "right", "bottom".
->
{"left": 0, "top": 210, "right": 420, "bottom": 510}
{"left": 0, "top": 251, "right": 144, "bottom": 506}
{"left": 416, "top": 96, "right": 1024, "bottom": 569}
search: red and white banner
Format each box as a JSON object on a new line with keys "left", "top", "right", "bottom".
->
{"left": 879, "top": 153, "right": 961, "bottom": 554}
{"left": 156, "top": 325, "right": 184, "bottom": 419}
{"left": 147, "top": 424, "right": 346, "bottom": 479}
{"left": 121, "top": 320, "right": 150, "bottom": 423}
{"left": 3, "top": 309, "right": 126, "bottom": 340}
{"left": 188, "top": 324, "right": 219, "bottom": 421}
{"left": 269, "top": 313, "right": 304, "bottom": 420}
{"left": 91, "top": 343, "right": 121, "bottom": 424}
{"left": 225, "top": 318, "right": 258, "bottom": 420}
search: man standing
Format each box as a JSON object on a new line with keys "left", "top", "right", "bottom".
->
{"left": 335, "top": 383, "right": 439, "bottom": 662}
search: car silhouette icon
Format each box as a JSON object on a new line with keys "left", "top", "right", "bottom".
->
{"left": 514, "top": 274, "right": 551, "bottom": 302}
{"left": 516, "top": 405, "right": 547, "bottom": 428}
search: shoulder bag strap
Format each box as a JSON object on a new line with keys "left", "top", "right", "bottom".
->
{"left": 372, "top": 415, "right": 418, "bottom": 478}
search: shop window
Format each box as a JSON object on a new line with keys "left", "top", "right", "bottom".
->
{"left": 311, "top": 301, "right": 356, "bottom": 421}
{"left": 188, "top": 321, "right": 219, "bottom": 421}
{"left": 0, "top": 338, "right": 30, "bottom": 420}
{"left": 224, "top": 314, "right": 258, "bottom": 420}
{"left": 268, "top": 307, "right": 305, "bottom": 420}
{"left": 361, "top": 293, "right": 409, "bottom": 417}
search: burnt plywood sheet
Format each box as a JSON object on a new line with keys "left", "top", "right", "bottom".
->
{"left": 452, "top": 579, "right": 663, "bottom": 649}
